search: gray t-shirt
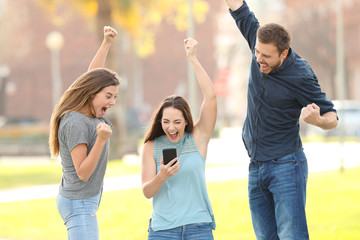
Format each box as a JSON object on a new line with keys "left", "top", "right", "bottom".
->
{"left": 58, "top": 111, "right": 111, "bottom": 199}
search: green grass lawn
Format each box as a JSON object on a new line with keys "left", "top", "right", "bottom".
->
{"left": 0, "top": 160, "right": 359, "bottom": 239}
{"left": 0, "top": 161, "right": 61, "bottom": 189}
{"left": 0, "top": 159, "right": 140, "bottom": 189}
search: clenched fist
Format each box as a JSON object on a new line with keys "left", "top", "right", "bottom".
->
{"left": 96, "top": 122, "right": 112, "bottom": 141}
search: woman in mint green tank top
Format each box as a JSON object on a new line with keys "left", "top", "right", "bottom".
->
{"left": 141, "top": 38, "right": 217, "bottom": 240}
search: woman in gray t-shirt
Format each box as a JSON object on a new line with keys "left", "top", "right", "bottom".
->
{"left": 49, "top": 26, "right": 120, "bottom": 240}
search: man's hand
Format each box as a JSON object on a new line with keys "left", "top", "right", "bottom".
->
{"left": 301, "top": 103, "right": 338, "bottom": 130}
{"left": 301, "top": 103, "right": 321, "bottom": 126}
{"left": 224, "top": 0, "right": 244, "bottom": 11}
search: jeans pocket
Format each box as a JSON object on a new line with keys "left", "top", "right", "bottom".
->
{"left": 300, "top": 158, "right": 308, "bottom": 182}
{"left": 272, "top": 153, "right": 296, "bottom": 164}
{"left": 249, "top": 162, "right": 256, "bottom": 172}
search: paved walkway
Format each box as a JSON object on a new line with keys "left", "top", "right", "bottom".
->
{"left": 0, "top": 164, "right": 249, "bottom": 203}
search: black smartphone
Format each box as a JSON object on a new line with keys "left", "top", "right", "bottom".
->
{"left": 162, "top": 148, "right": 177, "bottom": 166}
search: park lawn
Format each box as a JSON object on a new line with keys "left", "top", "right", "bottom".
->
{"left": 306, "top": 169, "right": 360, "bottom": 240}
{"left": 0, "top": 161, "right": 61, "bottom": 189}
{"left": 0, "top": 159, "right": 140, "bottom": 189}
{"left": 0, "top": 167, "right": 360, "bottom": 240}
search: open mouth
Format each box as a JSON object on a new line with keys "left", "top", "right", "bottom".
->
{"left": 168, "top": 131, "right": 178, "bottom": 141}
{"left": 101, "top": 107, "right": 108, "bottom": 116}
{"left": 260, "top": 64, "right": 269, "bottom": 72}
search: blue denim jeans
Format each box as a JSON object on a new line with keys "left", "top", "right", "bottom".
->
{"left": 248, "top": 150, "right": 309, "bottom": 240}
{"left": 57, "top": 192, "right": 102, "bottom": 240}
{"left": 148, "top": 220, "right": 214, "bottom": 240}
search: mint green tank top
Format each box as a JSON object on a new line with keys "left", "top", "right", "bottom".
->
{"left": 151, "top": 133, "right": 216, "bottom": 231}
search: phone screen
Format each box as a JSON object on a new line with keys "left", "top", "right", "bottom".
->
{"left": 162, "top": 148, "right": 177, "bottom": 166}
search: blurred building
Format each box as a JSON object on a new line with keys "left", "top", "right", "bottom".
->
{"left": 0, "top": 0, "right": 224, "bottom": 156}
{"left": 0, "top": 0, "right": 97, "bottom": 124}
{"left": 0, "top": 0, "right": 359, "bottom": 156}
{"left": 283, "top": 0, "right": 360, "bottom": 100}
{"left": 0, "top": 0, "right": 223, "bottom": 122}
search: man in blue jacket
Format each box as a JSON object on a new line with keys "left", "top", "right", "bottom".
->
{"left": 223, "top": 1, "right": 338, "bottom": 239}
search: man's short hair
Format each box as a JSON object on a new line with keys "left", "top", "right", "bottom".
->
{"left": 257, "top": 23, "right": 291, "bottom": 55}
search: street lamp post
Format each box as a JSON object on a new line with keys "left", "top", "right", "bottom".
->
{"left": 46, "top": 31, "right": 64, "bottom": 107}
{"left": 0, "top": 64, "right": 10, "bottom": 125}
{"left": 336, "top": 0, "right": 346, "bottom": 172}
{"left": 187, "top": 0, "right": 197, "bottom": 117}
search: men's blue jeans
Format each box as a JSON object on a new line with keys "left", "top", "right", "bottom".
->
{"left": 148, "top": 220, "right": 214, "bottom": 240}
{"left": 57, "top": 192, "right": 102, "bottom": 240}
{"left": 248, "top": 150, "right": 309, "bottom": 240}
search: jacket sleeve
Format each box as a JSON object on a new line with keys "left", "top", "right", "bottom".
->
{"left": 229, "top": 1, "right": 259, "bottom": 51}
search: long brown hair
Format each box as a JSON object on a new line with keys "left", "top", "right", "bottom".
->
{"left": 144, "top": 95, "right": 194, "bottom": 143}
{"left": 49, "top": 68, "right": 120, "bottom": 158}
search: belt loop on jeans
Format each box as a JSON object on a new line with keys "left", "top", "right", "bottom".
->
{"left": 182, "top": 225, "right": 186, "bottom": 240}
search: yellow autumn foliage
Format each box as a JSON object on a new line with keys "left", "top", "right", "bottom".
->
{"left": 36, "top": 0, "right": 209, "bottom": 58}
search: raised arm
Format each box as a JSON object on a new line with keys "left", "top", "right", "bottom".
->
{"left": 184, "top": 38, "right": 217, "bottom": 155}
{"left": 224, "top": 0, "right": 244, "bottom": 11}
{"left": 88, "top": 26, "right": 117, "bottom": 71}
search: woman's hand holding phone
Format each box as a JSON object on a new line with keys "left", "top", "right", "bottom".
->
{"left": 160, "top": 148, "right": 180, "bottom": 179}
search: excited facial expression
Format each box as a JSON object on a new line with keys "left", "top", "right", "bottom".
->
{"left": 91, "top": 85, "right": 118, "bottom": 118}
{"left": 255, "top": 40, "right": 288, "bottom": 74}
{"left": 161, "top": 107, "right": 187, "bottom": 143}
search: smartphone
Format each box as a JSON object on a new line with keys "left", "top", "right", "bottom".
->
{"left": 162, "top": 148, "right": 177, "bottom": 166}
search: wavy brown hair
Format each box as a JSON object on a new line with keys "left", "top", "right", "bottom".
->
{"left": 144, "top": 95, "right": 194, "bottom": 143}
{"left": 49, "top": 68, "right": 120, "bottom": 158}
